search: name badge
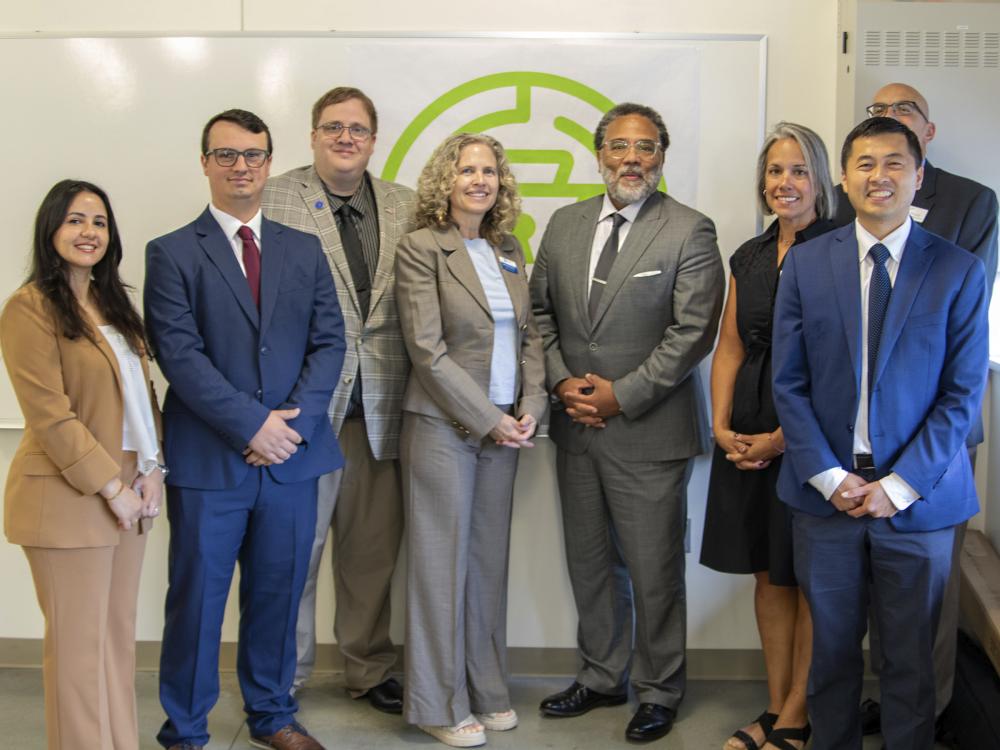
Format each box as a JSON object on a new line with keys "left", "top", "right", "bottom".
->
{"left": 499, "top": 257, "right": 518, "bottom": 274}
{"left": 909, "top": 205, "right": 929, "bottom": 223}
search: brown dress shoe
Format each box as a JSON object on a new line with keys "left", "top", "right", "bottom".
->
{"left": 249, "top": 723, "right": 325, "bottom": 750}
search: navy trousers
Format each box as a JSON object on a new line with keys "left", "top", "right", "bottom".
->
{"left": 157, "top": 467, "right": 317, "bottom": 747}
{"left": 792, "top": 509, "right": 954, "bottom": 750}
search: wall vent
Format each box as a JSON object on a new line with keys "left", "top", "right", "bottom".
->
{"left": 864, "top": 27, "right": 999, "bottom": 69}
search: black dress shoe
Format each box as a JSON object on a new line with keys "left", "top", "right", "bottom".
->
{"left": 364, "top": 677, "right": 403, "bottom": 714}
{"left": 860, "top": 698, "right": 881, "bottom": 736}
{"left": 539, "top": 681, "right": 627, "bottom": 717}
{"left": 626, "top": 703, "right": 676, "bottom": 743}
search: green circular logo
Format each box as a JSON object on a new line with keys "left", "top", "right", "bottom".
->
{"left": 382, "top": 72, "right": 639, "bottom": 262}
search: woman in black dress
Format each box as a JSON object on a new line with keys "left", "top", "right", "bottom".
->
{"left": 701, "top": 122, "right": 836, "bottom": 750}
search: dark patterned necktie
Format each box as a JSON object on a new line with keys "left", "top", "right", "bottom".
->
{"left": 867, "top": 242, "right": 892, "bottom": 393}
{"left": 237, "top": 225, "right": 260, "bottom": 307}
{"left": 589, "top": 213, "right": 627, "bottom": 320}
{"left": 336, "top": 203, "right": 371, "bottom": 320}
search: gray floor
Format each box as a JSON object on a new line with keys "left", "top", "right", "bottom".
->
{"left": 0, "top": 668, "right": 924, "bottom": 749}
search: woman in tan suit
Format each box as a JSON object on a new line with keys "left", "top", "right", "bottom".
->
{"left": 1, "top": 180, "right": 164, "bottom": 750}
{"left": 396, "top": 133, "right": 547, "bottom": 748}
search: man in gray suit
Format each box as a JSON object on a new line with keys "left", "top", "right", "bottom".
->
{"left": 832, "top": 82, "right": 999, "bottom": 740}
{"left": 529, "top": 102, "right": 724, "bottom": 742}
{"left": 261, "top": 86, "right": 416, "bottom": 713}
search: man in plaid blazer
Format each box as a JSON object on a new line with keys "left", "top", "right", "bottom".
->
{"left": 261, "top": 87, "right": 416, "bottom": 713}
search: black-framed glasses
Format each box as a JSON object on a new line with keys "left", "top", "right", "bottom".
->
{"left": 602, "top": 139, "right": 662, "bottom": 159}
{"left": 866, "top": 100, "right": 929, "bottom": 121}
{"left": 204, "top": 148, "right": 270, "bottom": 168}
{"left": 316, "top": 121, "right": 372, "bottom": 142}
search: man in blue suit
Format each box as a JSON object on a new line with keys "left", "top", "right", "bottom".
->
{"left": 145, "top": 109, "right": 345, "bottom": 750}
{"left": 772, "top": 116, "right": 988, "bottom": 750}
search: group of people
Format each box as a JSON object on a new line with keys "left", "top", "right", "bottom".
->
{"left": 1, "top": 79, "right": 994, "bottom": 750}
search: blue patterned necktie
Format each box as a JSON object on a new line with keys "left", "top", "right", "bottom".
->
{"left": 868, "top": 242, "right": 892, "bottom": 393}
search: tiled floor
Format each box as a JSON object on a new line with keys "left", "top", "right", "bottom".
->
{"left": 0, "top": 668, "right": 931, "bottom": 749}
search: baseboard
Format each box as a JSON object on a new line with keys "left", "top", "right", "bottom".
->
{"left": 0, "top": 640, "right": 774, "bottom": 680}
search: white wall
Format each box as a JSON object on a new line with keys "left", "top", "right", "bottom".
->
{"left": 0, "top": 1, "right": 841, "bottom": 650}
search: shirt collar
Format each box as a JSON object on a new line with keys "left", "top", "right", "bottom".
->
{"left": 324, "top": 172, "right": 372, "bottom": 218}
{"left": 209, "top": 204, "right": 263, "bottom": 243}
{"left": 855, "top": 216, "right": 911, "bottom": 265}
{"left": 599, "top": 192, "right": 648, "bottom": 224}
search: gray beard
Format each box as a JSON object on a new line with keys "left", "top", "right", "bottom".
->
{"left": 601, "top": 162, "right": 662, "bottom": 206}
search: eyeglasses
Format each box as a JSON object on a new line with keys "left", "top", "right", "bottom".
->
{"left": 204, "top": 148, "right": 270, "bottom": 168}
{"left": 601, "top": 139, "right": 662, "bottom": 159}
{"left": 316, "top": 121, "right": 373, "bottom": 142}
{"left": 866, "top": 100, "right": 928, "bottom": 121}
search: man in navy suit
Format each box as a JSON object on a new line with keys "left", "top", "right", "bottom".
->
{"left": 145, "top": 109, "right": 345, "bottom": 750}
{"left": 833, "top": 83, "right": 999, "bottom": 736}
{"left": 772, "top": 117, "right": 988, "bottom": 750}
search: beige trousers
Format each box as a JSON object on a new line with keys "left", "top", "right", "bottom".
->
{"left": 23, "top": 456, "right": 148, "bottom": 750}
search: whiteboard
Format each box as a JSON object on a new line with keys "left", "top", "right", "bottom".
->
{"left": 0, "top": 33, "right": 766, "bottom": 426}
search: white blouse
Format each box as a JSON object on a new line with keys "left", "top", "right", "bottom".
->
{"left": 99, "top": 326, "right": 160, "bottom": 475}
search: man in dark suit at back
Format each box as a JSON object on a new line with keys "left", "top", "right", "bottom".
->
{"left": 145, "top": 109, "right": 345, "bottom": 750}
{"left": 833, "top": 82, "right": 999, "bottom": 738}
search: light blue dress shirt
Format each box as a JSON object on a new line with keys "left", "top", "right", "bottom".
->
{"left": 464, "top": 238, "right": 517, "bottom": 405}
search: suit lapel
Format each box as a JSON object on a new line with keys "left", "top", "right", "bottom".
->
{"left": 872, "top": 225, "right": 934, "bottom": 387}
{"left": 369, "top": 177, "right": 397, "bottom": 313}
{"left": 93, "top": 328, "right": 123, "bottom": 394}
{"left": 591, "top": 192, "right": 667, "bottom": 330}
{"left": 259, "top": 218, "right": 284, "bottom": 335}
{"left": 299, "top": 169, "right": 363, "bottom": 317}
{"left": 440, "top": 229, "right": 491, "bottom": 318}
{"left": 570, "top": 197, "right": 603, "bottom": 328}
{"left": 196, "top": 209, "right": 259, "bottom": 329}
{"left": 495, "top": 236, "right": 525, "bottom": 324}
{"left": 912, "top": 160, "right": 937, "bottom": 214}
{"left": 829, "top": 225, "right": 862, "bottom": 388}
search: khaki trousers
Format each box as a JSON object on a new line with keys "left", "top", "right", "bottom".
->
{"left": 24, "top": 456, "right": 148, "bottom": 750}
{"left": 295, "top": 418, "right": 403, "bottom": 694}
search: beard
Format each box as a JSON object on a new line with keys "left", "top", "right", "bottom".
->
{"left": 600, "top": 161, "right": 662, "bottom": 207}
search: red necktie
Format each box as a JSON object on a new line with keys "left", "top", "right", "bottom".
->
{"left": 237, "top": 225, "right": 261, "bottom": 307}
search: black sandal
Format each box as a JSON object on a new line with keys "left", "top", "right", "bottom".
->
{"left": 764, "top": 723, "right": 811, "bottom": 750}
{"left": 729, "top": 711, "right": 778, "bottom": 750}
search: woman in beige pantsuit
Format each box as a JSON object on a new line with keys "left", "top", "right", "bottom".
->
{"left": 1, "top": 180, "right": 164, "bottom": 750}
{"left": 396, "top": 134, "right": 547, "bottom": 748}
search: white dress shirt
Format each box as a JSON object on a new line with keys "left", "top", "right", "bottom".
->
{"left": 208, "top": 204, "right": 263, "bottom": 277}
{"left": 587, "top": 194, "right": 650, "bottom": 298}
{"left": 808, "top": 218, "right": 921, "bottom": 511}
{"left": 99, "top": 326, "right": 160, "bottom": 475}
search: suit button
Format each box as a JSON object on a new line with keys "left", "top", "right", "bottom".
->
{"left": 260, "top": 346, "right": 269, "bottom": 355}
{"left": 589, "top": 342, "right": 598, "bottom": 351}
{"left": 520, "top": 359, "right": 527, "bottom": 366}
{"left": 847, "top": 424, "right": 854, "bottom": 432}
{"left": 255, "top": 389, "right": 263, "bottom": 399}
{"left": 521, "top": 324, "right": 528, "bottom": 331}
{"left": 344, "top": 375, "right": 354, "bottom": 384}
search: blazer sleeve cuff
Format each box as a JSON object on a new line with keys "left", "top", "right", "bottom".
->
{"left": 61, "top": 444, "right": 121, "bottom": 497}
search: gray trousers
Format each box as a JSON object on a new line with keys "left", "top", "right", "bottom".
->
{"left": 295, "top": 418, "right": 403, "bottom": 695}
{"left": 556, "top": 441, "right": 692, "bottom": 710}
{"left": 400, "top": 411, "right": 519, "bottom": 726}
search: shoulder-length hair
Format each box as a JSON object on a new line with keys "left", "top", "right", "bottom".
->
{"left": 28, "top": 179, "right": 147, "bottom": 355}
{"left": 756, "top": 121, "right": 837, "bottom": 220}
{"left": 414, "top": 133, "right": 521, "bottom": 247}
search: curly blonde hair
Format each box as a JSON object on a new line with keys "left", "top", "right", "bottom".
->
{"left": 415, "top": 133, "right": 521, "bottom": 247}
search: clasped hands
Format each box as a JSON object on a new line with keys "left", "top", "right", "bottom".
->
{"left": 489, "top": 413, "right": 537, "bottom": 449}
{"left": 717, "top": 429, "right": 783, "bottom": 470}
{"left": 243, "top": 407, "right": 303, "bottom": 467}
{"left": 831, "top": 473, "right": 898, "bottom": 518}
{"left": 102, "top": 467, "right": 165, "bottom": 531}
{"left": 556, "top": 374, "right": 621, "bottom": 428}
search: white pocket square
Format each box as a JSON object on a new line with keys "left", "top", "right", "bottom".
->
{"left": 632, "top": 270, "right": 662, "bottom": 278}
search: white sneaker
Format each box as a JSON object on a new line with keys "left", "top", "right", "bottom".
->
{"left": 418, "top": 715, "right": 486, "bottom": 747}
{"left": 477, "top": 709, "right": 518, "bottom": 731}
